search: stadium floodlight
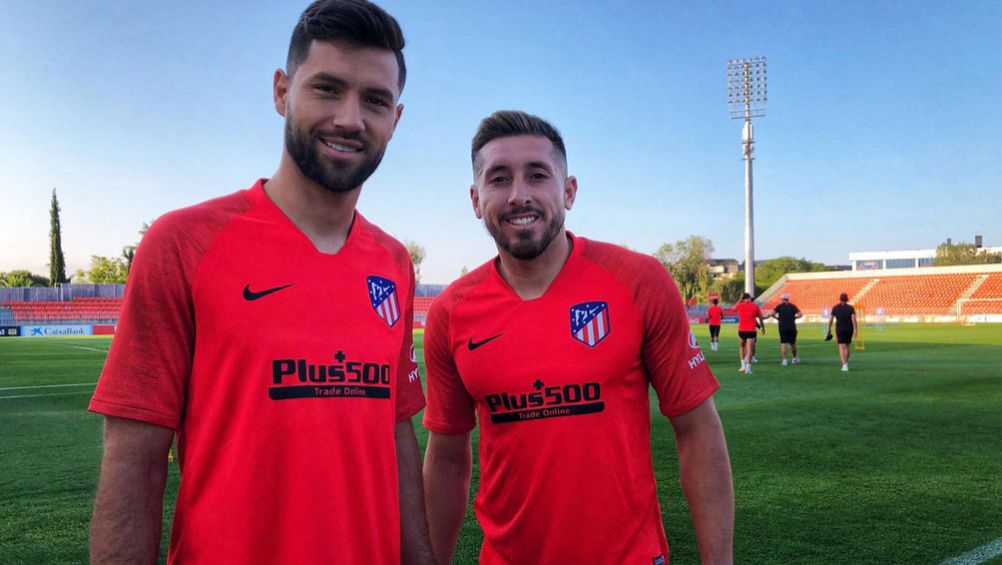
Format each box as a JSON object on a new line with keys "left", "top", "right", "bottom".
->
{"left": 727, "top": 56, "right": 767, "bottom": 296}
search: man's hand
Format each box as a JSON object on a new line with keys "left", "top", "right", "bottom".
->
{"left": 396, "top": 420, "right": 436, "bottom": 565}
{"left": 670, "top": 398, "right": 734, "bottom": 564}
{"left": 424, "top": 431, "right": 473, "bottom": 565}
{"left": 91, "top": 416, "right": 174, "bottom": 564}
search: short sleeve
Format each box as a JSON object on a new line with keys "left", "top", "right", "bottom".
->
{"left": 88, "top": 216, "right": 197, "bottom": 429}
{"left": 395, "top": 262, "right": 427, "bottom": 421}
{"left": 422, "top": 297, "right": 476, "bottom": 434}
{"left": 637, "top": 262, "right": 720, "bottom": 418}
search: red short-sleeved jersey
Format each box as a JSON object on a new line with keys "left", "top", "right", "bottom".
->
{"left": 734, "top": 301, "right": 762, "bottom": 332}
{"left": 89, "top": 180, "right": 425, "bottom": 564}
{"left": 423, "top": 234, "right": 719, "bottom": 564}
{"left": 707, "top": 305, "right": 724, "bottom": 325}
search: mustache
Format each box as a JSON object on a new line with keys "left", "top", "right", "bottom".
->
{"left": 500, "top": 205, "right": 545, "bottom": 222}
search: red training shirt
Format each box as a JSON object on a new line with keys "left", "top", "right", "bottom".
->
{"left": 707, "top": 305, "right": 724, "bottom": 325}
{"left": 89, "top": 180, "right": 425, "bottom": 564}
{"left": 734, "top": 301, "right": 762, "bottom": 332}
{"left": 423, "top": 234, "right": 719, "bottom": 564}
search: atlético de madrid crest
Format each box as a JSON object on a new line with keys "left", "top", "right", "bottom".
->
{"left": 570, "top": 301, "right": 610, "bottom": 348}
{"left": 367, "top": 275, "right": 400, "bottom": 327}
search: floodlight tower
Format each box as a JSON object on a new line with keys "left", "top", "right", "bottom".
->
{"left": 727, "top": 57, "right": 767, "bottom": 296}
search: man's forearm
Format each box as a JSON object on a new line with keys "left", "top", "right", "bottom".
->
{"left": 424, "top": 433, "right": 472, "bottom": 565}
{"left": 91, "top": 419, "right": 173, "bottom": 564}
{"left": 674, "top": 407, "right": 734, "bottom": 564}
{"left": 395, "top": 421, "right": 435, "bottom": 565}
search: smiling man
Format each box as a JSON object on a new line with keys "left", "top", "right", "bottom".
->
{"left": 88, "top": 2, "right": 432, "bottom": 564}
{"left": 422, "top": 110, "right": 735, "bottom": 564}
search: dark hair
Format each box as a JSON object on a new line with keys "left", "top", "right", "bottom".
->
{"left": 287, "top": 0, "right": 406, "bottom": 92}
{"left": 741, "top": 293, "right": 752, "bottom": 301}
{"left": 471, "top": 110, "right": 567, "bottom": 175}
{"left": 712, "top": 298, "right": 719, "bottom": 305}
{"left": 839, "top": 292, "right": 849, "bottom": 303}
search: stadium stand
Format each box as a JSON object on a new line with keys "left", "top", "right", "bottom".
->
{"left": 2, "top": 297, "right": 123, "bottom": 323}
{"left": 855, "top": 273, "right": 978, "bottom": 316}
{"left": 961, "top": 273, "right": 1002, "bottom": 315}
{"left": 758, "top": 264, "right": 1002, "bottom": 322}
{"left": 762, "top": 277, "right": 873, "bottom": 314}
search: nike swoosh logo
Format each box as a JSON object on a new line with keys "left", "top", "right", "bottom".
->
{"left": 468, "top": 333, "right": 503, "bottom": 351}
{"left": 243, "top": 283, "right": 293, "bottom": 301}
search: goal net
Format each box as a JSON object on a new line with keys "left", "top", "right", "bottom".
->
{"left": 956, "top": 298, "right": 1002, "bottom": 325}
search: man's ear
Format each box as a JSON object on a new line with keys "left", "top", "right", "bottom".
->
{"left": 273, "top": 69, "right": 289, "bottom": 117}
{"left": 470, "top": 184, "right": 483, "bottom": 219}
{"left": 563, "top": 176, "right": 578, "bottom": 210}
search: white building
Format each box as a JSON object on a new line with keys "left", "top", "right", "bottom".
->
{"left": 849, "top": 240, "right": 1002, "bottom": 271}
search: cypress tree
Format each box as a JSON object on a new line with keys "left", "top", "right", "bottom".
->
{"left": 49, "top": 188, "right": 67, "bottom": 286}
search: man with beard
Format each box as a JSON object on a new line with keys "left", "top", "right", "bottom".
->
{"left": 88, "top": 2, "right": 433, "bottom": 564}
{"left": 422, "top": 110, "right": 734, "bottom": 564}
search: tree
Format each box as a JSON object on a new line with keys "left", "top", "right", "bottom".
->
{"left": 714, "top": 275, "right": 747, "bottom": 304}
{"left": 405, "top": 240, "right": 426, "bottom": 283}
{"left": 48, "top": 188, "right": 68, "bottom": 286}
{"left": 0, "top": 270, "right": 50, "bottom": 287}
{"left": 754, "top": 256, "right": 828, "bottom": 289}
{"left": 933, "top": 240, "right": 1002, "bottom": 266}
{"left": 86, "top": 255, "right": 129, "bottom": 284}
{"left": 121, "top": 220, "right": 154, "bottom": 274}
{"left": 654, "top": 236, "right": 714, "bottom": 302}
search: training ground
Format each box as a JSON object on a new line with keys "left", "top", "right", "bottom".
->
{"left": 1, "top": 324, "right": 1001, "bottom": 564}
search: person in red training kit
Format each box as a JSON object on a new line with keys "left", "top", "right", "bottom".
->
{"left": 88, "top": 2, "right": 433, "bottom": 563}
{"left": 707, "top": 297, "right": 724, "bottom": 351}
{"left": 734, "top": 292, "right": 765, "bottom": 374}
{"left": 422, "top": 110, "right": 734, "bottom": 564}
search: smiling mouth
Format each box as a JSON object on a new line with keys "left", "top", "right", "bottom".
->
{"left": 505, "top": 213, "right": 539, "bottom": 226}
{"left": 321, "top": 139, "right": 363, "bottom": 153}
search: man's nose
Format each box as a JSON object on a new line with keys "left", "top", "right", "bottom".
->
{"left": 507, "top": 179, "right": 533, "bottom": 207}
{"left": 330, "top": 96, "right": 364, "bottom": 133}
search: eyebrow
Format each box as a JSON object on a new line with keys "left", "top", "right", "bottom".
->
{"left": 483, "top": 164, "right": 511, "bottom": 178}
{"left": 525, "top": 161, "right": 554, "bottom": 172}
{"left": 309, "top": 72, "right": 396, "bottom": 102}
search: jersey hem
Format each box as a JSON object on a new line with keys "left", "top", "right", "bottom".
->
{"left": 422, "top": 416, "right": 476, "bottom": 435}
{"left": 88, "top": 398, "right": 179, "bottom": 430}
{"left": 396, "top": 396, "right": 427, "bottom": 422}
{"left": 661, "top": 381, "right": 720, "bottom": 419}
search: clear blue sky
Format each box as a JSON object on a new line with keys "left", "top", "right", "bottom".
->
{"left": 2, "top": 1, "right": 1000, "bottom": 283}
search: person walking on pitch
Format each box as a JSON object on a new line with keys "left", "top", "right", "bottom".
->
{"left": 827, "top": 292, "right": 858, "bottom": 372}
{"left": 769, "top": 293, "right": 803, "bottom": 365}
{"left": 707, "top": 297, "right": 724, "bottom": 351}
{"left": 734, "top": 293, "right": 764, "bottom": 374}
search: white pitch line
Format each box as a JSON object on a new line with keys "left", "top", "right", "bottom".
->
{"left": 0, "top": 390, "right": 93, "bottom": 400}
{"left": 0, "top": 382, "right": 97, "bottom": 391}
{"left": 941, "top": 537, "right": 1002, "bottom": 565}
{"left": 63, "top": 344, "right": 110, "bottom": 353}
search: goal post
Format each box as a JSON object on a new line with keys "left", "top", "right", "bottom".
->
{"left": 854, "top": 307, "right": 865, "bottom": 351}
{"left": 956, "top": 298, "right": 1002, "bottom": 325}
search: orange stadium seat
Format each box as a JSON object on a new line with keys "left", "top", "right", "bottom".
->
{"left": 855, "top": 274, "right": 978, "bottom": 316}
{"left": 764, "top": 277, "right": 873, "bottom": 314}
{"left": 2, "top": 297, "right": 124, "bottom": 323}
{"left": 964, "top": 273, "right": 1002, "bottom": 315}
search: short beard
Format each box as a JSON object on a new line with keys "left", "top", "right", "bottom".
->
{"left": 284, "top": 111, "right": 385, "bottom": 194}
{"left": 486, "top": 207, "right": 565, "bottom": 260}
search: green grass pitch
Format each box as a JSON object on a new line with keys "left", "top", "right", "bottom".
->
{"left": 2, "top": 324, "right": 1001, "bottom": 564}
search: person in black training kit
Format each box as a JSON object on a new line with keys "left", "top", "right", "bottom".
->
{"left": 769, "top": 293, "right": 802, "bottom": 365}
{"left": 826, "top": 292, "right": 858, "bottom": 372}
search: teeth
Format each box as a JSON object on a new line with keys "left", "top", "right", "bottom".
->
{"left": 509, "top": 216, "right": 536, "bottom": 225}
{"left": 323, "top": 140, "right": 360, "bottom": 153}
